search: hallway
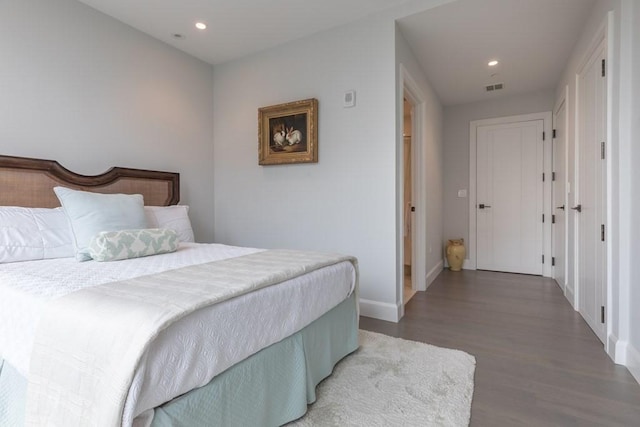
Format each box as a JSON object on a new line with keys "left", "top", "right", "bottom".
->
{"left": 360, "top": 270, "right": 640, "bottom": 426}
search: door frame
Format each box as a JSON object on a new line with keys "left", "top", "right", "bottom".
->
{"left": 469, "top": 112, "right": 553, "bottom": 277}
{"left": 402, "top": 99, "right": 416, "bottom": 295}
{"left": 398, "top": 64, "right": 427, "bottom": 317}
{"left": 553, "top": 85, "right": 570, "bottom": 295}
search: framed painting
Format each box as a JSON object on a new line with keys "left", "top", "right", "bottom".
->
{"left": 258, "top": 98, "right": 318, "bottom": 165}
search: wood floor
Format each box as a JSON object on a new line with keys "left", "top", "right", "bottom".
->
{"left": 360, "top": 269, "right": 640, "bottom": 426}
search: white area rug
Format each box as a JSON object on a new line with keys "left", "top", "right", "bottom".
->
{"left": 291, "top": 330, "right": 476, "bottom": 426}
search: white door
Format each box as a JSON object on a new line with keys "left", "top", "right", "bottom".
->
{"left": 576, "top": 39, "right": 607, "bottom": 343}
{"left": 476, "top": 120, "right": 544, "bottom": 275}
{"left": 553, "top": 98, "right": 567, "bottom": 291}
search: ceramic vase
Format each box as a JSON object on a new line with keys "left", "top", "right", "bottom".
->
{"left": 446, "top": 238, "right": 466, "bottom": 271}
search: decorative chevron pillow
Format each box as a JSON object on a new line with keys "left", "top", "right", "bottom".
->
{"left": 88, "top": 228, "right": 178, "bottom": 262}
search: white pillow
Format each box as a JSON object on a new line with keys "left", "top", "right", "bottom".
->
{"left": 54, "top": 187, "right": 148, "bottom": 261}
{"left": 144, "top": 205, "right": 195, "bottom": 243}
{"left": 0, "top": 207, "right": 75, "bottom": 263}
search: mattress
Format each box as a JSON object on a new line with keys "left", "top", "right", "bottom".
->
{"left": 0, "top": 243, "right": 356, "bottom": 425}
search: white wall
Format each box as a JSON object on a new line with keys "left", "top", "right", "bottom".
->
{"left": 212, "top": 14, "right": 399, "bottom": 319}
{"left": 442, "top": 90, "right": 555, "bottom": 252}
{"left": 624, "top": 0, "right": 640, "bottom": 382}
{"left": 396, "top": 27, "right": 444, "bottom": 299}
{"left": 0, "top": 0, "right": 215, "bottom": 241}
{"left": 212, "top": 2, "right": 445, "bottom": 322}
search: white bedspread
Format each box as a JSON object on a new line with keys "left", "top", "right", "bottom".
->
{"left": 0, "top": 243, "right": 356, "bottom": 426}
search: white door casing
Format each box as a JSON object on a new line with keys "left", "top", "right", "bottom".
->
{"left": 469, "top": 112, "right": 553, "bottom": 277}
{"left": 575, "top": 37, "right": 607, "bottom": 344}
{"left": 397, "top": 63, "right": 427, "bottom": 320}
{"left": 476, "top": 120, "right": 544, "bottom": 275}
{"left": 553, "top": 88, "right": 569, "bottom": 293}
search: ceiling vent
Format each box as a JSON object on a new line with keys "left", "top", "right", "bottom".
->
{"left": 485, "top": 83, "right": 504, "bottom": 92}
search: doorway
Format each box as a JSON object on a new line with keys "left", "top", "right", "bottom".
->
{"left": 399, "top": 64, "right": 427, "bottom": 316}
{"left": 403, "top": 97, "right": 416, "bottom": 304}
{"left": 469, "top": 112, "right": 553, "bottom": 276}
{"left": 476, "top": 119, "right": 543, "bottom": 274}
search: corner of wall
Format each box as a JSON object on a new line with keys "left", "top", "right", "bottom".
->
{"left": 565, "top": 286, "right": 577, "bottom": 310}
{"left": 426, "top": 260, "right": 443, "bottom": 289}
{"left": 359, "top": 299, "right": 401, "bottom": 323}
{"left": 624, "top": 341, "right": 640, "bottom": 384}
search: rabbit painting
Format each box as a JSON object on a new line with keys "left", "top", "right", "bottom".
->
{"left": 285, "top": 127, "right": 303, "bottom": 145}
{"left": 259, "top": 99, "right": 317, "bottom": 165}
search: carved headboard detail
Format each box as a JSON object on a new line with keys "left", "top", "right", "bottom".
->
{"left": 0, "top": 155, "right": 180, "bottom": 208}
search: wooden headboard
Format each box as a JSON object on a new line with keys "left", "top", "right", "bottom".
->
{"left": 0, "top": 155, "right": 180, "bottom": 208}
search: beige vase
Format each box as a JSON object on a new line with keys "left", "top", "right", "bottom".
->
{"left": 446, "top": 239, "right": 466, "bottom": 271}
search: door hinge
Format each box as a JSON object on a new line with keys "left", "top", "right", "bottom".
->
{"left": 552, "top": 214, "right": 556, "bottom": 224}
{"left": 601, "top": 306, "right": 605, "bottom": 323}
{"left": 411, "top": 206, "right": 415, "bottom": 212}
{"left": 542, "top": 254, "right": 545, "bottom": 264}
{"left": 552, "top": 129, "right": 557, "bottom": 138}
{"left": 542, "top": 173, "right": 545, "bottom": 182}
{"left": 552, "top": 172, "right": 556, "bottom": 181}
{"left": 601, "top": 224, "right": 605, "bottom": 241}
{"left": 542, "top": 214, "right": 545, "bottom": 223}
{"left": 542, "top": 131, "right": 546, "bottom": 141}
{"left": 552, "top": 257, "right": 556, "bottom": 266}
{"left": 602, "top": 59, "right": 606, "bottom": 77}
{"left": 601, "top": 141, "right": 606, "bottom": 160}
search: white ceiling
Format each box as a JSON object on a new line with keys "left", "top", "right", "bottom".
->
{"left": 77, "top": 0, "right": 418, "bottom": 65}
{"left": 77, "top": 0, "right": 596, "bottom": 107}
{"left": 397, "top": 0, "right": 596, "bottom": 105}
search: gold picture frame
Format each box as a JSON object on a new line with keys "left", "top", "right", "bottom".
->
{"left": 258, "top": 98, "right": 318, "bottom": 165}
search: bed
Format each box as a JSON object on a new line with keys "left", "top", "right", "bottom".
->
{"left": 0, "top": 155, "right": 359, "bottom": 426}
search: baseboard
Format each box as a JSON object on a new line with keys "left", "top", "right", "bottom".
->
{"left": 626, "top": 342, "right": 640, "bottom": 385}
{"left": 359, "top": 298, "right": 400, "bottom": 323}
{"left": 443, "top": 258, "right": 474, "bottom": 270}
{"left": 425, "top": 260, "right": 443, "bottom": 289}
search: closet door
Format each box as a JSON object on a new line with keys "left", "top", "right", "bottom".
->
{"left": 553, "top": 95, "right": 568, "bottom": 292}
{"left": 575, "top": 38, "right": 607, "bottom": 343}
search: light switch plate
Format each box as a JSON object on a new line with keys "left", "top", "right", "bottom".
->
{"left": 344, "top": 90, "right": 356, "bottom": 108}
{"left": 457, "top": 189, "right": 467, "bottom": 198}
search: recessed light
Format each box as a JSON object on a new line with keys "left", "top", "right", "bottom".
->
{"left": 195, "top": 22, "right": 207, "bottom": 30}
{"left": 488, "top": 60, "right": 499, "bottom": 67}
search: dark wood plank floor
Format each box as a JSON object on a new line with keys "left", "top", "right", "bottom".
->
{"left": 360, "top": 269, "right": 640, "bottom": 426}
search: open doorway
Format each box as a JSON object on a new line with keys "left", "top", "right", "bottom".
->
{"left": 398, "top": 64, "right": 428, "bottom": 317}
{"left": 403, "top": 97, "right": 416, "bottom": 304}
